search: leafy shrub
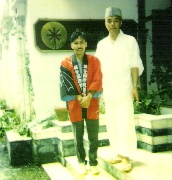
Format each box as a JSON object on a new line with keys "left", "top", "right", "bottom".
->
{"left": 134, "top": 88, "right": 163, "bottom": 115}
{"left": 0, "top": 110, "right": 30, "bottom": 137}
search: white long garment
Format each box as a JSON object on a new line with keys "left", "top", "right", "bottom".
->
{"left": 95, "top": 30, "right": 144, "bottom": 157}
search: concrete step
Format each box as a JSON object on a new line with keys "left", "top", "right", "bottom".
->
{"left": 98, "top": 146, "right": 133, "bottom": 180}
{"left": 98, "top": 146, "right": 172, "bottom": 180}
{"left": 42, "top": 162, "right": 75, "bottom": 180}
{"left": 65, "top": 156, "right": 117, "bottom": 180}
{"left": 42, "top": 146, "right": 172, "bottom": 180}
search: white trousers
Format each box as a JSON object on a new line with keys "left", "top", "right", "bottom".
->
{"left": 105, "top": 95, "right": 137, "bottom": 158}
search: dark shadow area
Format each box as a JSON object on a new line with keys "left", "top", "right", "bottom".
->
{"left": 0, "top": 138, "right": 50, "bottom": 180}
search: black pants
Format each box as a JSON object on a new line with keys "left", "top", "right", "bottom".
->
{"left": 71, "top": 119, "right": 99, "bottom": 166}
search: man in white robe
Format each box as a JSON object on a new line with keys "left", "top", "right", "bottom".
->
{"left": 95, "top": 7, "right": 144, "bottom": 172}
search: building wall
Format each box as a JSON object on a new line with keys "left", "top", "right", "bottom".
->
{"left": 25, "top": 0, "right": 138, "bottom": 120}
{"left": 0, "top": 0, "right": 171, "bottom": 121}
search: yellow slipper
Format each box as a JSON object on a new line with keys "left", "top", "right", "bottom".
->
{"left": 121, "top": 160, "right": 133, "bottom": 173}
{"left": 109, "top": 155, "right": 122, "bottom": 164}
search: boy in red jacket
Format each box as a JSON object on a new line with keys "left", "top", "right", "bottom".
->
{"left": 60, "top": 28, "right": 102, "bottom": 175}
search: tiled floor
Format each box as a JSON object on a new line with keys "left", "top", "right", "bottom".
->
{"left": 42, "top": 146, "right": 172, "bottom": 180}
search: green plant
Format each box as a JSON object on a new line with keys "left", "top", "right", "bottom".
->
{"left": 24, "top": 50, "right": 35, "bottom": 99}
{"left": 149, "top": 56, "right": 172, "bottom": 105}
{"left": 134, "top": 88, "right": 164, "bottom": 115}
{"left": 0, "top": 111, "right": 19, "bottom": 137}
{"left": 42, "top": 115, "right": 56, "bottom": 129}
{"left": 0, "top": 100, "right": 7, "bottom": 110}
{"left": 0, "top": 110, "right": 31, "bottom": 137}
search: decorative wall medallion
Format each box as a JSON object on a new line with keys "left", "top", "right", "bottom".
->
{"left": 41, "top": 22, "right": 67, "bottom": 50}
{"left": 34, "top": 19, "right": 137, "bottom": 52}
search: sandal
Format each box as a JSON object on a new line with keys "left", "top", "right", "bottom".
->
{"left": 109, "top": 155, "right": 122, "bottom": 164}
{"left": 121, "top": 163, "right": 132, "bottom": 172}
{"left": 121, "top": 158, "right": 133, "bottom": 172}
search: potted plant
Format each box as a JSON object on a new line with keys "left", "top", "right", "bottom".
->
{"left": 54, "top": 107, "right": 69, "bottom": 121}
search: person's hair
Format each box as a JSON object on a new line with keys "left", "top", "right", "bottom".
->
{"left": 70, "top": 28, "right": 87, "bottom": 43}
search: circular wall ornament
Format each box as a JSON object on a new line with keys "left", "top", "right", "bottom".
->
{"left": 41, "top": 22, "right": 67, "bottom": 50}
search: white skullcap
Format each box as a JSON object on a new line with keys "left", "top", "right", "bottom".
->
{"left": 105, "top": 7, "right": 122, "bottom": 18}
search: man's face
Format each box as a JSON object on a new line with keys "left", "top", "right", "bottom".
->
{"left": 105, "top": 16, "right": 122, "bottom": 35}
{"left": 71, "top": 36, "right": 87, "bottom": 56}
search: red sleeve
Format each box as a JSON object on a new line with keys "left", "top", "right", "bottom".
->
{"left": 87, "top": 55, "right": 103, "bottom": 92}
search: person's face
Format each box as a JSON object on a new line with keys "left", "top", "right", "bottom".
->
{"left": 105, "top": 16, "right": 122, "bottom": 35}
{"left": 71, "top": 36, "right": 87, "bottom": 56}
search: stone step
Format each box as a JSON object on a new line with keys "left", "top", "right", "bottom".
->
{"left": 98, "top": 146, "right": 172, "bottom": 180}
{"left": 65, "top": 156, "right": 117, "bottom": 180}
{"left": 98, "top": 146, "right": 133, "bottom": 180}
{"left": 135, "top": 113, "right": 172, "bottom": 152}
{"left": 42, "top": 145, "right": 172, "bottom": 180}
{"left": 42, "top": 162, "right": 75, "bottom": 180}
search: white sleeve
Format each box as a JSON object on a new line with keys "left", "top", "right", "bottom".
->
{"left": 130, "top": 38, "right": 144, "bottom": 76}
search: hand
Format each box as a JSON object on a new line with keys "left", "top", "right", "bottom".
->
{"left": 132, "top": 87, "right": 139, "bottom": 105}
{"left": 76, "top": 95, "right": 83, "bottom": 103}
{"left": 80, "top": 95, "right": 92, "bottom": 108}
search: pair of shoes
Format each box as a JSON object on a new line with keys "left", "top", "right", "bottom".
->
{"left": 90, "top": 166, "right": 100, "bottom": 175}
{"left": 78, "top": 163, "right": 87, "bottom": 175}
{"left": 109, "top": 155, "right": 122, "bottom": 164}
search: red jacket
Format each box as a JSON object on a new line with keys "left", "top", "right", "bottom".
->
{"left": 60, "top": 54, "right": 102, "bottom": 122}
